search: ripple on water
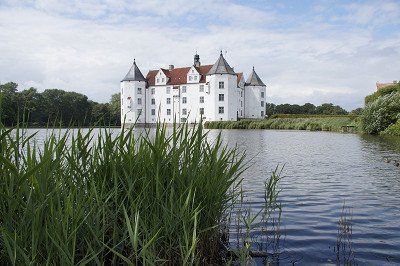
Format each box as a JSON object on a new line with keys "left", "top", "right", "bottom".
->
{"left": 207, "top": 129, "right": 400, "bottom": 265}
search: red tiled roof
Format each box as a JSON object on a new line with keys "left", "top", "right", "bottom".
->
{"left": 376, "top": 82, "right": 397, "bottom": 90}
{"left": 146, "top": 64, "right": 241, "bottom": 87}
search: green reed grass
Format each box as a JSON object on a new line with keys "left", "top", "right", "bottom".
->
{"left": 205, "top": 115, "right": 361, "bottom": 133}
{"left": 0, "top": 122, "right": 245, "bottom": 265}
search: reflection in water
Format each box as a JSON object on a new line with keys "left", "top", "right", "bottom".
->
{"left": 335, "top": 201, "right": 355, "bottom": 265}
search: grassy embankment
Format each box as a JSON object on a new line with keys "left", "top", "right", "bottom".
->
{"left": 0, "top": 120, "right": 283, "bottom": 265}
{"left": 205, "top": 114, "right": 361, "bottom": 133}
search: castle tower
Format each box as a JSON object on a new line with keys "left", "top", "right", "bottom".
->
{"left": 244, "top": 67, "right": 266, "bottom": 118}
{"left": 194, "top": 53, "right": 200, "bottom": 67}
{"left": 121, "top": 60, "right": 147, "bottom": 126}
{"left": 206, "top": 51, "right": 238, "bottom": 121}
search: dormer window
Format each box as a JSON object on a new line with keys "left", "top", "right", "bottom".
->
{"left": 194, "top": 76, "right": 198, "bottom": 81}
{"left": 189, "top": 76, "right": 192, "bottom": 81}
{"left": 157, "top": 78, "right": 160, "bottom": 83}
{"left": 162, "top": 78, "right": 165, "bottom": 83}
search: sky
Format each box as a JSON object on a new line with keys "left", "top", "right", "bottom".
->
{"left": 0, "top": 0, "right": 399, "bottom": 110}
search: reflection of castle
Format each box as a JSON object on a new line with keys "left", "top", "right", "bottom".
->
{"left": 376, "top": 80, "right": 398, "bottom": 90}
{"left": 120, "top": 52, "right": 266, "bottom": 125}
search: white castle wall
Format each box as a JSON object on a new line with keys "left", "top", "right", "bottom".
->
{"left": 244, "top": 85, "right": 266, "bottom": 119}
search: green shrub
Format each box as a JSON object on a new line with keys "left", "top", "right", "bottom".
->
{"left": 365, "top": 83, "right": 400, "bottom": 105}
{"left": 361, "top": 92, "right": 400, "bottom": 134}
{"left": 381, "top": 120, "right": 400, "bottom": 136}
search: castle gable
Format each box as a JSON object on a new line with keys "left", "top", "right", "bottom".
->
{"left": 146, "top": 65, "right": 213, "bottom": 87}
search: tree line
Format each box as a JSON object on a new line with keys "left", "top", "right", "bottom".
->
{"left": 265, "top": 102, "right": 361, "bottom": 116}
{"left": 0, "top": 82, "right": 121, "bottom": 127}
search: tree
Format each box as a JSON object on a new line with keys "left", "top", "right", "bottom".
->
{"left": 265, "top": 103, "right": 276, "bottom": 116}
{"left": 301, "top": 103, "right": 316, "bottom": 114}
{"left": 109, "top": 93, "right": 121, "bottom": 126}
{"left": 0, "top": 82, "right": 19, "bottom": 125}
{"left": 315, "top": 103, "right": 348, "bottom": 115}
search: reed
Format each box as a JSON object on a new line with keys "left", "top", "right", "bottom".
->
{"left": 0, "top": 122, "right": 245, "bottom": 265}
{"left": 205, "top": 115, "right": 361, "bottom": 133}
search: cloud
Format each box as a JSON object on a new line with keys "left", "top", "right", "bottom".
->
{"left": 0, "top": 0, "right": 399, "bottom": 110}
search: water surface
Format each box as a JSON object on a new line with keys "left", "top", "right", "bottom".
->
{"left": 26, "top": 128, "right": 400, "bottom": 265}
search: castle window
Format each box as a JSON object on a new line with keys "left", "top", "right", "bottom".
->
{"left": 182, "top": 97, "right": 187, "bottom": 104}
{"left": 241, "top": 91, "right": 243, "bottom": 97}
{"left": 137, "top": 109, "right": 142, "bottom": 115}
{"left": 219, "top": 107, "right": 224, "bottom": 114}
{"left": 241, "top": 110, "right": 243, "bottom": 116}
{"left": 167, "top": 109, "right": 171, "bottom": 115}
{"left": 166, "top": 87, "right": 171, "bottom": 94}
{"left": 182, "top": 86, "right": 187, "bottom": 93}
{"left": 151, "top": 98, "right": 155, "bottom": 105}
{"left": 181, "top": 117, "right": 187, "bottom": 123}
{"left": 219, "top": 82, "right": 224, "bottom": 89}
{"left": 137, "top": 88, "right": 142, "bottom": 94}
{"left": 151, "top": 88, "right": 155, "bottom": 94}
{"left": 167, "top": 98, "right": 171, "bottom": 104}
{"left": 182, "top": 108, "right": 187, "bottom": 115}
{"left": 261, "top": 111, "right": 264, "bottom": 117}
{"left": 261, "top": 91, "right": 265, "bottom": 98}
{"left": 219, "top": 94, "right": 224, "bottom": 102}
{"left": 137, "top": 98, "right": 142, "bottom": 105}
{"left": 199, "top": 85, "right": 204, "bottom": 92}
{"left": 241, "top": 101, "right": 243, "bottom": 107}
{"left": 199, "top": 96, "right": 204, "bottom": 103}
{"left": 200, "top": 108, "right": 204, "bottom": 115}
{"left": 189, "top": 76, "right": 192, "bottom": 81}
{"left": 151, "top": 109, "right": 156, "bottom": 116}
{"left": 261, "top": 101, "right": 264, "bottom": 107}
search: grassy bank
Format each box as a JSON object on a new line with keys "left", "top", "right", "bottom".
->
{"left": 0, "top": 122, "right": 247, "bottom": 264}
{"left": 205, "top": 115, "right": 361, "bottom": 133}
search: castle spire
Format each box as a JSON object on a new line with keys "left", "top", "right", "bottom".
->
{"left": 245, "top": 67, "right": 265, "bottom": 86}
{"left": 121, "top": 60, "right": 146, "bottom": 82}
{"left": 207, "top": 52, "right": 235, "bottom": 75}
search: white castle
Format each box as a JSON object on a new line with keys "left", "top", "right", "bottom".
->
{"left": 120, "top": 52, "right": 266, "bottom": 125}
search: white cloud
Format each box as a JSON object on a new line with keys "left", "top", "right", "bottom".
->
{"left": 0, "top": 0, "right": 399, "bottom": 110}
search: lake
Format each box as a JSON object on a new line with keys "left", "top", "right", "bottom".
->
{"left": 27, "top": 128, "right": 400, "bottom": 265}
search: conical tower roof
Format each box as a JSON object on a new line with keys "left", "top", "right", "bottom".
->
{"left": 245, "top": 67, "right": 265, "bottom": 86}
{"left": 121, "top": 60, "right": 146, "bottom": 82}
{"left": 207, "top": 52, "right": 236, "bottom": 75}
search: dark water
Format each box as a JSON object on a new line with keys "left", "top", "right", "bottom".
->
{"left": 207, "top": 129, "right": 400, "bottom": 265}
{"left": 26, "top": 128, "right": 400, "bottom": 265}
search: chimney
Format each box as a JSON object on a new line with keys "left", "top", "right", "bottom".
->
{"left": 169, "top": 65, "right": 174, "bottom": 70}
{"left": 194, "top": 53, "right": 200, "bottom": 67}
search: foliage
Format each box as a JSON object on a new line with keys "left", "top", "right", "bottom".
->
{"left": 205, "top": 115, "right": 360, "bottom": 133}
{"left": 380, "top": 120, "right": 400, "bottom": 136}
{"left": 0, "top": 122, "right": 245, "bottom": 264}
{"left": 265, "top": 102, "right": 348, "bottom": 116}
{"left": 361, "top": 92, "right": 400, "bottom": 134}
{"left": 0, "top": 82, "right": 120, "bottom": 127}
{"left": 365, "top": 83, "right": 400, "bottom": 105}
{"left": 349, "top": 107, "right": 363, "bottom": 116}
